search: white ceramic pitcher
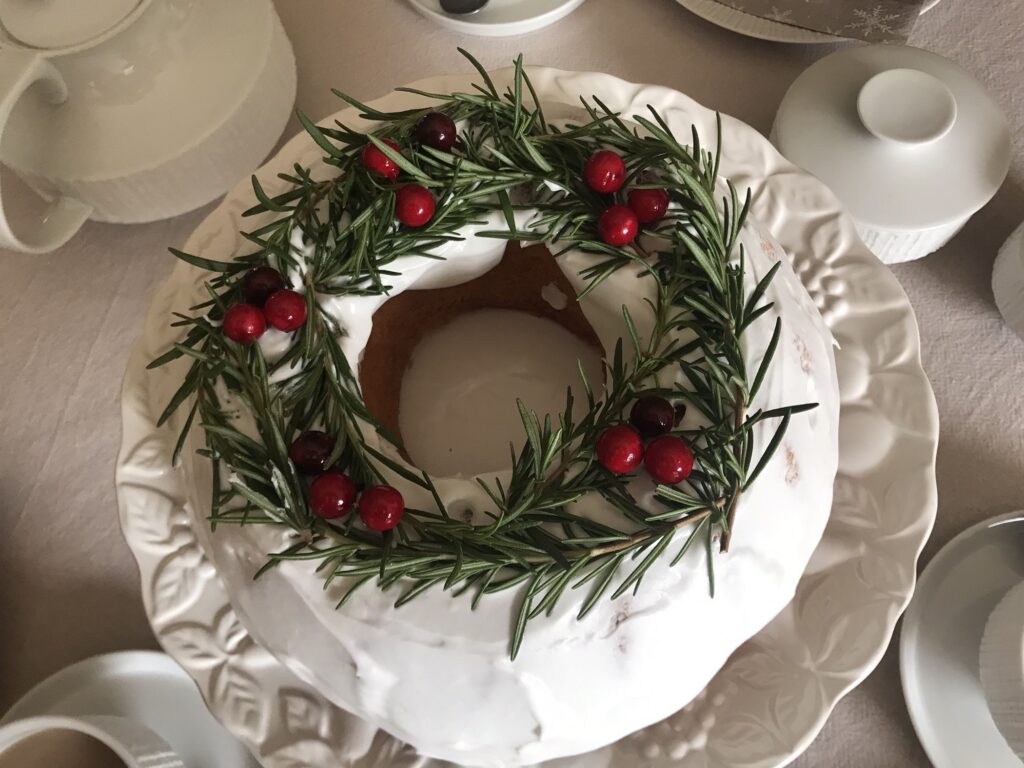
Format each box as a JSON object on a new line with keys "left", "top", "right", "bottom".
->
{"left": 0, "top": 0, "right": 296, "bottom": 253}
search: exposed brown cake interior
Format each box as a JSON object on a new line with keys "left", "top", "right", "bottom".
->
{"left": 359, "top": 241, "right": 604, "bottom": 446}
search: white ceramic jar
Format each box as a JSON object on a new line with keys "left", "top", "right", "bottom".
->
{"left": 773, "top": 45, "right": 1011, "bottom": 264}
{"left": 0, "top": 0, "right": 297, "bottom": 253}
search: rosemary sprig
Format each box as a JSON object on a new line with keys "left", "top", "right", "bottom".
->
{"left": 152, "top": 50, "right": 812, "bottom": 658}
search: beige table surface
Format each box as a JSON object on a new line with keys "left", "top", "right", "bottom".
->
{"left": 2, "top": 1, "right": 1023, "bottom": 765}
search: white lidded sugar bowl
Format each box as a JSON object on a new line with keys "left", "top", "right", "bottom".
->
{"left": 773, "top": 44, "right": 1011, "bottom": 264}
{"left": 0, "top": 0, "right": 297, "bottom": 253}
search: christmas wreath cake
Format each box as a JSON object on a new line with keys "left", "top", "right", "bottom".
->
{"left": 155, "top": 56, "right": 840, "bottom": 766}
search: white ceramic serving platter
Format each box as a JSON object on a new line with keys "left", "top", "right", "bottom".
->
{"left": 675, "top": 0, "right": 943, "bottom": 44}
{"left": 406, "top": 0, "right": 585, "bottom": 37}
{"left": 901, "top": 512, "right": 1024, "bottom": 768}
{"left": 0, "top": 651, "right": 257, "bottom": 768}
{"left": 116, "top": 67, "right": 938, "bottom": 767}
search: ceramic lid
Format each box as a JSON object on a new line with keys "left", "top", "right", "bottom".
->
{"left": 0, "top": 0, "right": 142, "bottom": 51}
{"left": 775, "top": 45, "right": 1011, "bottom": 232}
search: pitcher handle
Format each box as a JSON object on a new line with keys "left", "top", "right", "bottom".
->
{"left": 0, "top": 48, "right": 91, "bottom": 254}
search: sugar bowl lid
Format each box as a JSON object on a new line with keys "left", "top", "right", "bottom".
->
{"left": 774, "top": 45, "right": 1011, "bottom": 232}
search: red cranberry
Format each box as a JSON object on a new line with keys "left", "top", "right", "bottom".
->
{"left": 644, "top": 435, "right": 695, "bottom": 485}
{"left": 596, "top": 424, "right": 644, "bottom": 474}
{"left": 359, "top": 485, "right": 405, "bottom": 531}
{"left": 395, "top": 184, "right": 435, "bottom": 227}
{"left": 222, "top": 304, "right": 265, "bottom": 344}
{"left": 263, "top": 289, "right": 308, "bottom": 332}
{"left": 627, "top": 188, "right": 670, "bottom": 224}
{"left": 241, "top": 266, "right": 285, "bottom": 306}
{"left": 597, "top": 205, "right": 639, "bottom": 246}
{"left": 629, "top": 396, "right": 676, "bottom": 438}
{"left": 361, "top": 138, "right": 402, "bottom": 180}
{"left": 584, "top": 150, "right": 626, "bottom": 194}
{"left": 412, "top": 112, "right": 457, "bottom": 151}
{"left": 309, "top": 471, "right": 358, "bottom": 519}
{"left": 289, "top": 431, "right": 335, "bottom": 474}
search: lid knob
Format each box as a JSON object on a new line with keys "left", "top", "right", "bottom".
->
{"left": 857, "top": 68, "right": 957, "bottom": 145}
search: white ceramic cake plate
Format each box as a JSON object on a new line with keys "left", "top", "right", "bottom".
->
{"left": 901, "top": 512, "right": 1024, "bottom": 768}
{"left": 675, "top": 0, "right": 943, "bottom": 44}
{"left": 116, "top": 67, "right": 938, "bottom": 767}
{"left": 406, "top": 0, "right": 586, "bottom": 37}
{"left": 0, "top": 651, "right": 257, "bottom": 768}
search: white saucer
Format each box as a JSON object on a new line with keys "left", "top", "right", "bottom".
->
{"left": 0, "top": 651, "right": 258, "bottom": 768}
{"left": 406, "top": 0, "right": 585, "bottom": 37}
{"left": 901, "top": 512, "right": 1024, "bottom": 768}
{"left": 675, "top": 0, "right": 943, "bottom": 44}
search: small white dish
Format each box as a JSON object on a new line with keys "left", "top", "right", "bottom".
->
{"left": 901, "top": 511, "right": 1024, "bottom": 768}
{"left": 406, "top": 0, "right": 585, "bottom": 37}
{"left": 675, "top": 0, "right": 943, "bottom": 44}
{"left": 0, "top": 651, "right": 257, "bottom": 768}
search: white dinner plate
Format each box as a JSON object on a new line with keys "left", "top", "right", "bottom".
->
{"left": 406, "top": 0, "right": 585, "bottom": 37}
{"left": 901, "top": 512, "right": 1024, "bottom": 768}
{"left": 117, "top": 66, "right": 938, "bottom": 767}
{"left": 675, "top": 0, "right": 944, "bottom": 44}
{"left": 0, "top": 651, "right": 257, "bottom": 768}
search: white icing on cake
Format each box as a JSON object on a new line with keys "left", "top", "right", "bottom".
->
{"left": 180, "top": 203, "right": 839, "bottom": 766}
{"left": 398, "top": 308, "right": 604, "bottom": 478}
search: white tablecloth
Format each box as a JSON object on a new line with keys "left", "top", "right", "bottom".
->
{"left": 2, "top": 1, "right": 1023, "bottom": 766}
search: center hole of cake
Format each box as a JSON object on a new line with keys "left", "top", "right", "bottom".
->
{"left": 400, "top": 309, "right": 603, "bottom": 477}
{"left": 358, "top": 241, "right": 606, "bottom": 478}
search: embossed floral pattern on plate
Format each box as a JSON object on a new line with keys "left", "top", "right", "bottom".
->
{"left": 116, "top": 68, "right": 938, "bottom": 768}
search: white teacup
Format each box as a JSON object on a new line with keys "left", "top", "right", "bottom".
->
{"left": 0, "top": 714, "right": 185, "bottom": 768}
{"left": 0, "top": 0, "right": 296, "bottom": 253}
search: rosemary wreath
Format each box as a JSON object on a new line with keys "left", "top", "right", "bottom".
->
{"left": 152, "top": 51, "right": 813, "bottom": 658}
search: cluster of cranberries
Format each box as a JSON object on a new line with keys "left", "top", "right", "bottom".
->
{"left": 221, "top": 266, "right": 307, "bottom": 345}
{"left": 596, "top": 396, "right": 694, "bottom": 485}
{"left": 360, "top": 111, "right": 460, "bottom": 229}
{"left": 583, "top": 149, "right": 670, "bottom": 247}
{"left": 290, "top": 430, "right": 405, "bottom": 532}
